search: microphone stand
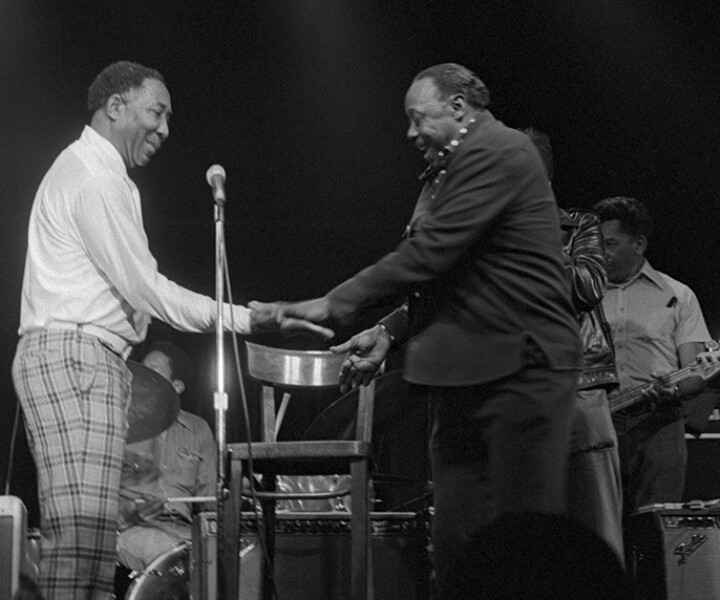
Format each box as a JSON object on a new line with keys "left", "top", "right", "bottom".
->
{"left": 212, "top": 193, "right": 232, "bottom": 600}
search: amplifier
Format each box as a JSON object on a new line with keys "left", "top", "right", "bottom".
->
{"left": 192, "top": 511, "right": 429, "bottom": 600}
{"left": 0, "top": 496, "right": 28, "bottom": 600}
{"left": 684, "top": 436, "right": 720, "bottom": 500}
{"left": 626, "top": 503, "right": 720, "bottom": 600}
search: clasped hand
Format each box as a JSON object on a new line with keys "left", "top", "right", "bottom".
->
{"left": 250, "top": 299, "right": 393, "bottom": 392}
{"left": 249, "top": 299, "right": 334, "bottom": 340}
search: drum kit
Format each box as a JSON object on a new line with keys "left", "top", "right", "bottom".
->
{"left": 123, "top": 542, "right": 191, "bottom": 600}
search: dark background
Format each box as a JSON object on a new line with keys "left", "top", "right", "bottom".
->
{"left": 2, "top": 0, "right": 720, "bottom": 521}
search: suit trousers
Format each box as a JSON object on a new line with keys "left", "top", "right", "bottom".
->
{"left": 429, "top": 366, "right": 577, "bottom": 600}
{"left": 12, "top": 330, "right": 131, "bottom": 600}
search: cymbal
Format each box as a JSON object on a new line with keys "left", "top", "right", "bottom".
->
{"left": 126, "top": 360, "right": 181, "bottom": 443}
{"left": 302, "top": 370, "right": 413, "bottom": 441}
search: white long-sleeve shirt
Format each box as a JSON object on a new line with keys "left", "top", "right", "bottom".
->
{"left": 19, "top": 126, "right": 251, "bottom": 349}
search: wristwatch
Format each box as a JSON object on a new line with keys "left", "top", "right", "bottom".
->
{"left": 377, "top": 322, "right": 396, "bottom": 346}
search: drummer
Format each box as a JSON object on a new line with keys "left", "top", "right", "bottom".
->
{"left": 117, "top": 341, "right": 215, "bottom": 573}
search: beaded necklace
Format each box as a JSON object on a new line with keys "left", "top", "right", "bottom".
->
{"left": 418, "top": 116, "right": 478, "bottom": 184}
{"left": 407, "top": 117, "right": 479, "bottom": 226}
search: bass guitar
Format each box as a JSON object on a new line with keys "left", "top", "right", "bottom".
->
{"left": 609, "top": 348, "right": 720, "bottom": 415}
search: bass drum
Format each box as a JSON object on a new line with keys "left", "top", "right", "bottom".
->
{"left": 125, "top": 542, "right": 190, "bottom": 600}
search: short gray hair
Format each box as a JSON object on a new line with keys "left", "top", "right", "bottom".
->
{"left": 413, "top": 63, "right": 490, "bottom": 109}
{"left": 87, "top": 60, "right": 165, "bottom": 113}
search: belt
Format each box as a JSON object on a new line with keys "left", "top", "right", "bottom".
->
{"left": 612, "top": 403, "right": 682, "bottom": 434}
{"left": 43, "top": 322, "right": 131, "bottom": 359}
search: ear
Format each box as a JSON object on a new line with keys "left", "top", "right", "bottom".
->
{"left": 635, "top": 235, "right": 648, "bottom": 255}
{"left": 171, "top": 379, "right": 185, "bottom": 395}
{"left": 105, "top": 93, "right": 125, "bottom": 121}
{"left": 448, "top": 93, "right": 468, "bottom": 119}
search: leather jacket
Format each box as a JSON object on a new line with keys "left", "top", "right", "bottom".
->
{"left": 560, "top": 208, "right": 618, "bottom": 391}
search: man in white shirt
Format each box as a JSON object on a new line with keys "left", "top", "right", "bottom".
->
{"left": 11, "top": 61, "right": 330, "bottom": 600}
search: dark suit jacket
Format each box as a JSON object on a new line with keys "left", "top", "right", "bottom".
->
{"left": 327, "top": 112, "right": 582, "bottom": 386}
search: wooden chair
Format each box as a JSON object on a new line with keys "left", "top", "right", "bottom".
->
{"left": 219, "top": 341, "right": 375, "bottom": 600}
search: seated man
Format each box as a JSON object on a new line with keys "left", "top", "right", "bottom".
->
{"left": 117, "top": 341, "right": 216, "bottom": 572}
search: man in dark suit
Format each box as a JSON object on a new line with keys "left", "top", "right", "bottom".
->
{"left": 257, "top": 63, "right": 582, "bottom": 599}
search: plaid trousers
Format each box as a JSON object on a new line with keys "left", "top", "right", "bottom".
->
{"left": 13, "top": 329, "right": 131, "bottom": 600}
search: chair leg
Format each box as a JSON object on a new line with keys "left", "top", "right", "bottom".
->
{"left": 261, "top": 476, "right": 277, "bottom": 600}
{"left": 218, "top": 457, "right": 242, "bottom": 600}
{"left": 350, "top": 460, "right": 372, "bottom": 600}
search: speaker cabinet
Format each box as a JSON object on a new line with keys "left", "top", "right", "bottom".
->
{"left": 192, "top": 511, "right": 430, "bottom": 600}
{"left": 626, "top": 504, "right": 720, "bottom": 599}
{"left": 0, "top": 496, "right": 28, "bottom": 600}
{"left": 684, "top": 436, "right": 720, "bottom": 501}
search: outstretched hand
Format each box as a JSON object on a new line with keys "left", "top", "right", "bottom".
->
{"left": 249, "top": 300, "right": 334, "bottom": 340}
{"left": 331, "top": 325, "right": 393, "bottom": 393}
{"left": 276, "top": 297, "right": 333, "bottom": 324}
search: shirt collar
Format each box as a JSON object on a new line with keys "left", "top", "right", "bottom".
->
{"left": 81, "top": 125, "right": 128, "bottom": 178}
{"left": 639, "top": 259, "right": 672, "bottom": 291}
{"left": 175, "top": 409, "right": 194, "bottom": 431}
{"left": 609, "top": 259, "right": 667, "bottom": 291}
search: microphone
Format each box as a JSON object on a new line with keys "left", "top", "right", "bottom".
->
{"left": 206, "top": 164, "right": 226, "bottom": 204}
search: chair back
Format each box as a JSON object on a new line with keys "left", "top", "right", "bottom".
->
{"left": 244, "top": 342, "right": 374, "bottom": 444}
